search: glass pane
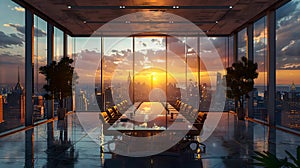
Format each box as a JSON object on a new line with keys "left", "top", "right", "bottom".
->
{"left": 103, "top": 37, "right": 133, "bottom": 110}
{"left": 0, "top": 0, "right": 25, "bottom": 133}
{"left": 276, "top": 0, "right": 300, "bottom": 131}
{"left": 33, "top": 15, "right": 47, "bottom": 122}
{"left": 208, "top": 37, "right": 231, "bottom": 111}
{"left": 67, "top": 35, "right": 73, "bottom": 58}
{"left": 54, "top": 27, "right": 63, "bottom": 61}
{"left": 238, "top": 28, "right": 247, "bottom": 60}
{"left": 199, "top": 37, "right": 226, "bottom": 111}
{"left": 134, "top": 36, "right": 166, "bottom": 103}
{"left": 228, "top": 36, "right": 234, "bottom": 68}
{"left": 253, "top": 17, "right": 268, "bottom": 121}
{"left": 73, "top": 37, "right": 101, "bottom": 112}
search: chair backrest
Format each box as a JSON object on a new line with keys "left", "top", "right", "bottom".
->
{"left": 123, "top": 100, "right": 128, "bottom": 106}
{"left": 112, "top": 105, "right": 122, "bottom": 116}
{"left": 106, "top": 108, "right": 115, "bottom": 119}
{"left": 117, "top": 104, "right": 123, "bottom": 111}
{"left": 180, "top": 103, "right": 187, "bottom": 112}
{"left": 185, "top": 105, "right": 193, "bottom": 113}
{"left": 197, "top": 112, "right": 207, "bottom": 123}
{"left": 190, "top": 108, "right": 199, "bottom": 119}
{"left": 175, "top": 100, "right": 181, "bottom": 108}
{"left": 100, "top": 112, "right": 110, "bottom": 123}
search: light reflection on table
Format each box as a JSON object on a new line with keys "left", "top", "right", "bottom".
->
{"left": 108, "top": 102, "right": 198, "bottom": 135}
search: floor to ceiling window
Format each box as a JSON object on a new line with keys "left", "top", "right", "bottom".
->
{"left": 68, "top": 35, "right": 232, "bottom": 114}
{"left": 208, "top": 37, "right": 231, "bottom": 111}
{"left": 54, "top": 27, "right": 63, "bottom": 61}
{"left": 102, "top": 37, "right": 133, "bottom": 111}
{"left": 33, "top": 15, "right": 47, "bottom": 121}
{"left": 167, "top": 36, "right": 187, "bottom": 104}
{"left": 73, "top": 37, "right": 101, "bottom": 112}
{"left": 134, "top": 36, "right": 166, "bottom": 103}
{"left": 276, "top": 0, "right": 300, "bottom": 131}
{"left": 0, "top": 0, "right": 25, "bottom": 132}
{"left": 253, "top": 16, "right": 268, "bottom": 121}
{"left": 238, "top": 28, "right": 247, "bottom": 60}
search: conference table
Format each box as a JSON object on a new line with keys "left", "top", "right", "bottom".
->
{"left": 106, "top": 102, "right": 200, "bottom": 136}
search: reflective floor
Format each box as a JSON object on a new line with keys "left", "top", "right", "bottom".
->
{"left": 0, "top": 112, "right": 299, "bottom": 168}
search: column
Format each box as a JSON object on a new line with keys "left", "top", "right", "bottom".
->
{"left": 25, "top": 9, "right": 33, "bottom": 126}
{"left": 247, "top": 24, "right": 254, "bottom": 118}
{"left": 233, "top": 33, "right": 238, "bottom": 63}
{"left": 267, "top": 10, "right": 276, "bottom": 154}
{"left": 63, "top": 32, "right": 68, "bottom": 58}
{"left": 25, "top": 129, "right": 34, "bottom": 168}
{"left": 47, "top": 23, "right": 54, "bottom": 119}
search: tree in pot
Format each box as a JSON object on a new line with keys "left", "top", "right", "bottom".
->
{"left": 39, "top": 57, "right": 77, "bottom": 120}
{"left": 225, "top": 56, "right": 258, "bottom": 120}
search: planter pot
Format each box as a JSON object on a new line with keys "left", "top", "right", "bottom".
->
{"left": 57, "top": 107, "right": 66, "bottom": 120}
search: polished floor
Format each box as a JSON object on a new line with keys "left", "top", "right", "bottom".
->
{"left": 0, "top": 112, "right": 299, "bottom": 168}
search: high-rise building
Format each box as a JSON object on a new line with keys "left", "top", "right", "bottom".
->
{"left": 3, "top": 68, "right": 25, "bottom": 123}
{"left": 76, "top": 90, "right": 88, "bottom": 111}
{"left": 128, "top": 72, "right": 133, "bottom": 103}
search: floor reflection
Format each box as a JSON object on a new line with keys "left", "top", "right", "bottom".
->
{"left": 25, "top": 129, "right": 34, "bottom": 168}
{"left": 104, "top": 154, "right": 203, "bottom": 168}
{"left": 0, "top": 112, "right": 299, "bottom": 167}
{"left": 44, "top": 118, "right": 78, "bottom": 168}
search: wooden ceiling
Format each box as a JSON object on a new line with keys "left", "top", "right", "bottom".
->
{"left": 18, "top": 0, "right": 286, "bottom": 36}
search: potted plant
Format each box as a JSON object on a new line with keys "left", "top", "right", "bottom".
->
{"left": 252, "top": 146, "right": 300, "bottom": 168}
{"left": 39, "top": 57, "right": 77, "bottom": 120}
{"left": 225, "top": 56, "right": 258, "bottom": 120}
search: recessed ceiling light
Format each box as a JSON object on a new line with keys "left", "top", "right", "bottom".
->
{"left": 67, "top": 5, "right": 72, "bottom": 9}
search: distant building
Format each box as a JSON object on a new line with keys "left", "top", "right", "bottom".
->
{"left": 76, "top": 90, "right": 88, "bottom": 111}
{"left": 167, "top": 83, "right": 181, "bottom": 103}
{"left": 105, "top": 87, "right": 113, "bottom": 109}
{"left": 128, "top": 72, "right": 133, "bottom": 103}
{"left": 33, "top": 95, "right": 44, "bottom": 120}
{"left": 3, "top": 69, "right": 25, "bottom": 123}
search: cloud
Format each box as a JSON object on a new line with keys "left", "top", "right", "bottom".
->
{"left": 12, "top": 6, "right": 25, "bottom": 12}
{"left": 281, "top": 63, "right": 300, "bottom": 69}
{"left": 276, "top": 1, "right": 299, "bottom": 21}
{"left": 4, "top": 23, "right": 25, "bottom": 34}
{"left": 34, "top": 27, "right": 47, "bottom": 37}
{"left": 273, "top": 3, "right": 300, "bottom": 70}
{"left": 0, "top": 31, "right": 24, "bottom": 48}
{"left": 4, "top": 23, "right": 47, "bottom": 37}
{"left": 284, "top": 40, "right": 300, "bottom": 56}
{"left": 0, "top": 52, "right": 24, "bottom": 65}
{"left": 281, "top": 40, "right": 296, "bottom": 52}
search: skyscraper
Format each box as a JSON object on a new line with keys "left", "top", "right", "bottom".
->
{"left": 3, "top": 68, "right": 25, "bottom": 123}
{"left": 128, "top": 72, "right": 133, "bottom": 103}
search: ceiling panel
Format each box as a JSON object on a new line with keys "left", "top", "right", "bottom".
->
{"left": 20, "top": 0, "right": 283, "bottom": 36}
